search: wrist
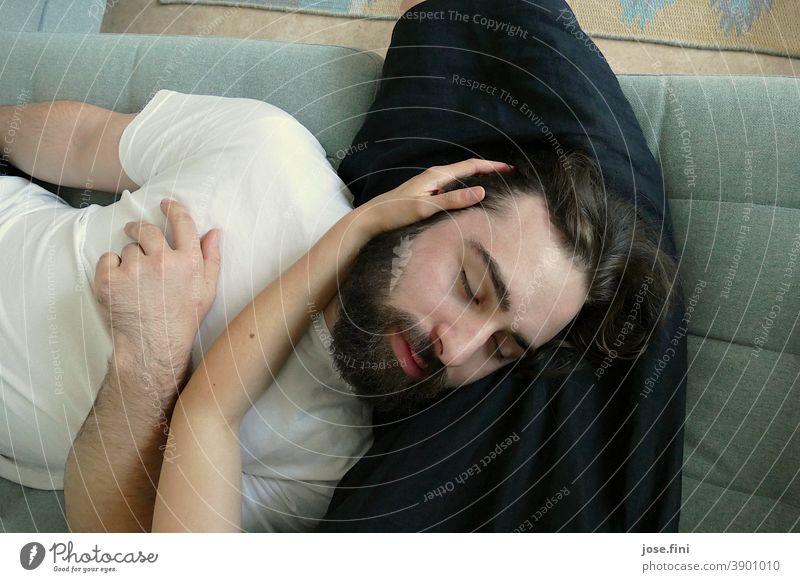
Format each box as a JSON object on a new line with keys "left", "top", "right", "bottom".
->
{"left": 342, "top": 205, "right": 380, "bottom": 244}
{"left": 111, "top": 338, "right": 191, "bottom": 393}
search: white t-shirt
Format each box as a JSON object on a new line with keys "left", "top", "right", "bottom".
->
{"left": 0, "top": 90, "right": 373, "bottom": 532}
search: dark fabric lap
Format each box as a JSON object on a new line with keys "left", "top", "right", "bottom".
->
{"left": 316, "top": 0, "right": 687, "bottom": 532}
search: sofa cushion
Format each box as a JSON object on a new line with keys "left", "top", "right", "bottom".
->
{"left": 0, "top": 479, "right": 65, "bottom": 532}
{"left": 620, "top": 74, "right": 800, "bottom": 532}
{"left": 0, "top": 31, "right": 382, "bottom": 207}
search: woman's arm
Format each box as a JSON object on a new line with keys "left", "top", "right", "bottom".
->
{"left": 66, "top": 201, "right": 220, "bottom": 532}
{"left": 151, "top": 159, "right": 512, "bottom": 532}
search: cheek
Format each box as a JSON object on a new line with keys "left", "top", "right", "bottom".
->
{"left": 392, "top": 252, "right": 452, "bottom": 312}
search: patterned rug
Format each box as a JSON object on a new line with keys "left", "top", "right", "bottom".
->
{"left": 158, "top": 0, "right": 800, "bottom": 58}
{"left": 571, "top": 0, "right": 800, "bottom": 58}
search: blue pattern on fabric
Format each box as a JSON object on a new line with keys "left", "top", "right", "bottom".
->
{"left": 619, "top": 0, "right": 677, "bottom": 29}
{"left": 619, "top": 0, "right": 773, "bottom": 35}
{"left": 709, "top": 0, "right": 774, "bottom": 35}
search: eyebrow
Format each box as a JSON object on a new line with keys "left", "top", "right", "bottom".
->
{"left": 468, "top": 238, "right": 536, "bottom": 354}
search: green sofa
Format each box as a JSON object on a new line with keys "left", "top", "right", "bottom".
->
{"left": 0, "top": 0, "right": 104, "bottom": 34}
{"left": 0, "top": 29, "right": 797, "bottom": 533}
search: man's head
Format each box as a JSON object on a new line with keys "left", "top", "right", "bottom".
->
{"left": 330, "top": 149, "right": 677, "bottom": 413}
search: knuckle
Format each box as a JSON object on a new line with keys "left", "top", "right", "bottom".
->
{"left": 140, "top": 223, "right": 160, "bottom": 237}
{"left": 150, "top": 257, "right": 168, "bottom": 275}
{"left": 167, "top": 201, "right": 186, "bottom": 217}
{"left": 174, "top": 207, "right": 189, "bottom": 220}
{"left": 94, "top": 276, "right": 111, "bottom": 297}
{"left": 94, "top": 270, "right": 114, "bottom": 299}
{"left": 121, "top": 242, "right": 139, "bottom": 259}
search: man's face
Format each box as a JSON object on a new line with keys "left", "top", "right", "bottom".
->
{"left": 330, "top": 195, "right": 588, "bottom": 413}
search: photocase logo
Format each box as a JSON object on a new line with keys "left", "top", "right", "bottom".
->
{"left": 389, "top": 234, "right": 413, "bottom": 292}
{"left": 19, "top": 542, "right": 45, "bottom": 570}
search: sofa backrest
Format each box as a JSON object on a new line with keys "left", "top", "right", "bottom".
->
{"left": 0, "top": 31, "right": 382, "bottom": 206}
{"left": 620, "top": 74, "right": 800, "bottom": 532}
{"left": 0, "top": 1, "right": 104, "bottom": 34}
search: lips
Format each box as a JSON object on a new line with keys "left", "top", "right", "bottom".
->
{"left": 390, "top": 330, "right": 427, "bottom": 379}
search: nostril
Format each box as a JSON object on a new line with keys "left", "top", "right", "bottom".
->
{"left": 430, "top": 329, "right": 443, "bottom": 360}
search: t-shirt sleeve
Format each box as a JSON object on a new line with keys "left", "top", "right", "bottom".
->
{"left": 118, "top": 89, "right": 297, "bottom": 186}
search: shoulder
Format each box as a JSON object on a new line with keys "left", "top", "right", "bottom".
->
{"left": 174, "top": 91, "right": 320, "bottom": 148}
{"left": 135, "top": 89, "right": 296, "bottom": 132}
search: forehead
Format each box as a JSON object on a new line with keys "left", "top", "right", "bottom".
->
{"left": 414, "top": 197, "right": 586, "bottom": 347}
{"left": 423, "top": 196, "right": 557, "bottom": 271}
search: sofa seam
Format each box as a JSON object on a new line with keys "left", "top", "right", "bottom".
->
{"left": 682, "top": 472, "right": 800, "bottom": 512}
{"left": 687, "top": 332, "right": 800, "bottom": 359}
{"left": 668, "top": 198, "right": 800, "bottom": 213}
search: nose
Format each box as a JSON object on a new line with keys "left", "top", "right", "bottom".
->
{"left": 430, "top": 313, "right": 495, "bottom": 369}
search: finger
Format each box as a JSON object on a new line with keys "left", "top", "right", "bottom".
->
{"left": 124, "top": 221, "right": 167, "bottom": 256}
{"left": 425, "top": 159, "right": 514, "bottom": 189}
{"left": 95, "top": 252, "right": 121, "bottom": 294}
{"left": 160, "top": 198, "right": 199, "bottom": 252}
{"left": 120, "top": 241, "right": 144, "bottom": 265}
{"left": 96, "top": 251, "right": 122, "bottom": 271}
{"left": 431, "top": 186, "right": 485, "bottom": 211}
{"left": 200, "top": 228, "right": 221, "bottom": 293}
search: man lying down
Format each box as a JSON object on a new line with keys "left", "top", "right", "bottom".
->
{"left": 0, "top": 87, "right": 675, "bottom": 532}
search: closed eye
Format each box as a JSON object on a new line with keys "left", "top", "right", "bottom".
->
{"left": 461, "top": 269, "right": 511, "bottom": 361}
{"left": 460, "top": 269, "right": 477, "bottom": 303}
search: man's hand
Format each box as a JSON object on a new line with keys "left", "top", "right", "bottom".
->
{"left": 94, "top": 198, "right": 221, "bottom": 388}
{"left": 65, "top": 200, "right": 221, "bottom": 532}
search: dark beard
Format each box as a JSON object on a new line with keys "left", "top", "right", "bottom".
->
{"left": 330, "top": 226, "right": 450, "bottom": 415}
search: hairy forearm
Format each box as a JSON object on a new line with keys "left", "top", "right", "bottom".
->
{"left": 1, "top": 100, "right": 80, "bottom": 184}
{"left": 152, "top": 210, "right": 373, "bottom": 532}
{"left": 64, "top": 350, "right": 185, "bottom": 532}
{"left": 0, "top": 100, "right": 131, "bottom": 191}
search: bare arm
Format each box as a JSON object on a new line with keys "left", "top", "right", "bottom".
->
{"left": 64, "top": 349, "right": 184, "bottom": 532}
{"left": 64, "top": 201, "right": 221, "bottom": 532}
{"left": 151, "top": 159, "right": 509, "bottom": 532}
{"left": 0, "top": 100, "right": 137, "bottom": 193}
{"left": 153, "top": 208, "right": 371, "bottom": 532}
